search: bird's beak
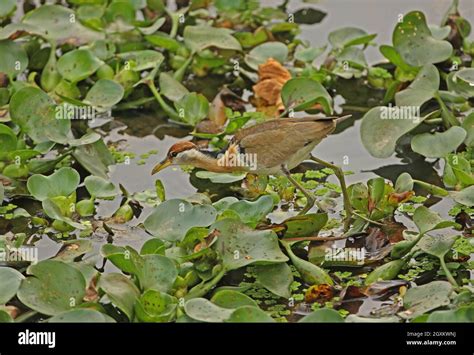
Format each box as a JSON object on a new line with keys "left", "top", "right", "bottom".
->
{"left": 151, "top": 158, "right": 172, "bottom": 175}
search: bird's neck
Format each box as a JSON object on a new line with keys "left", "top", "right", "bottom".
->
{"left": 191, "top": 150, "right": 245, "bottom": 173}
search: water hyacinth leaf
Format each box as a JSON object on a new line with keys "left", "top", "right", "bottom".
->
{"left": 360, "top": 106, "right": 426, "bottom": 158}
{"left": 174, "top": 93, "right": 209, "bottom": 126}
{"left": 195, "top": 171, "right": 247, "bottom": 184}
{"left": 448, "top": 68, "right": 474, "bottom": 98}
{"left": 329, "top": 27, "right": 375, "bottom": 49}
{"left": 184, "top": 298, "right": 234, "bottom": 322}
{"left": 413, "top": 206, "right": 456, "bottom": 234}
{"left": 0, "top": 40, "right": 28, "bottom": 78}
{"left": 184, "top": 26, "right": 242, "bottom": 53}
{"left": 144, "top": 199, "right": 217, "bottom": 242}
{"left": 0, "top": 310, "right": 13, "bottom": 323}
{"left": 9, "top": 86, "right": 71, "bottom": 144}
{"left": 211, "top": 218, "right": 288, "bottom": 271}
{"left": 134, "top": 289, "right": 177, "bottom": 323}
{"left": 53, "top": 239, "right": 93, "bottom": 262}
{"left": 100, "top": 245, "right": 136, "bottom": 274}
{"left": 17, "top": 260, "right": 86, "bottom": 316}
{"left": 427, "top": 306, "right": 474, "bottom": 322}
{"left": 210, "top": 290, "right": 258, "bottom": 309}
{"left": 295, "top": 45, "right": 326, "bottom": 63}
{"left": 134, "top": 254, "right": 178, "bottom": 293}
{"left": 451, "top": 186, "right": 474, "bottom": 206}
{"left": 57, "top": 49, "right": 103, "bottom": 83}
{"left": 395, "top": 172, "right": 414, "bottom": 193}
{"left": 159, "top": 72, "right": 188, "bottom": 101}
{"left": 462, "top": 113, "right": 474, "bottom": 147}
{"left": 399, "top": 281, "right": 453, "bottom": 319}
{"left": 145, "top": 33, "right": 181, "bottom": 52}
{"left": 244, "top": 42, "right": 288, "bottom": 71}
{"left": 225, "top": 195, "right": 274, "bottom": 227}
{"left": 138, "top": 16, "right": 166, "bottom": 35}
{"left": 411, "top": 126, "right": 467, "bottom": 158}
{"left": 365, "top": 259, "right": 406, "bottom": 285}
{"left": 379, "top": 45, "right": 416, "bottom": 72}
{"left": 429, "top": 25, "right": 451, "bottom": 40}
{"left": 140, "top": 238, "right": 166, "bottom": 255}
{"left": 299, "top": 308, "right": 344, "bottom": 323}
{"left": 281, "top": 77, "right": 333, "bottom": 114}
{"left": 395, "top": 64, "right": 439, "bottom": 107}
{"left": 282, "top": 213, "right": 328, "bottom": 239}
{"left": 0, "top": 123, "right": 17, "bottom": 152}
{"left": 418, "top": 234, "right": 459, "bottom": 259}
{"left": 293, "top": 8, "right": 326, "bottom": 24}
{"left": 72, "top": 139, "right": 114, "bottom": 178}
{"left": 27, "top": 167, "right": 80, "bottom": 201}
{"left": 226, "top": 306, "right": 275, "bottom": 323}
{"left": 0, "top": 268, "right": 24, "bottom": 304}
{"left": 22, "top": 5, "right": 104, "bottom": 44}
{"left": 98, "top": 273, "right": 140, "bottom": 321}
{"left": 42, "top": 198, "right": 87, "bottom": 230}
{"left": 84, "top": 175, "right": 118, "bottom": 198}
{"left": 48, "top": 309, "right": 116, "bottom": 323}
{"left": 393, "top": 11, "right": 453, "bottom": 66}
{"left": 255, "top": 263, "right": 293, "bottom": 298}
{"left": 84, "top": 79, "right": 124, "bottom": 108}
{"left": 0, "top": 0, "right": 15, "bottom": 18}
{"left": 117, "top": 50, "right": 164, "bottom": 72}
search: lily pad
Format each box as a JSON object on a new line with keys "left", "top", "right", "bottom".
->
{"left": 27, "top": 167, "right": 80, "bottom": 201}
{"left": 0, "top": 267, "right": 24, "bottom": 304}
{"left": 393, "top": 11, "right": 452, "bottom": 66}
{"left": 17, "top": 260, "right": 86, "bottom": 316}
{"left": 211, "top": 218, "right": 288, "bottom": 271}
{"left": 411, "top": 126, "right": 467, "bottom": 158}
{"left": 144, "top": 199, "right": 217, "bottom": 242}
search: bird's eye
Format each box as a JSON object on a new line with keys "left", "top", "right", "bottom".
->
{"left": 169, "top": 151, "right": 178, "bottom": 158}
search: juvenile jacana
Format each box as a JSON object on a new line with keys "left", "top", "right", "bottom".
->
{"left": 152, "top": 116, "right": 353, "bottom": 226}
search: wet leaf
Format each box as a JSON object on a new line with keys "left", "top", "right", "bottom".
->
{"left": 84, "top": 175, "right": 118, "bottom": 198}
{"left": 133, "top": 254, "right": 178, "bottom": 293}
{"left": 413, "top": 206, "right": 457, "bottom": 234}
{"left": 174, "top": 93, "right": 209, "bottom": 126}
{"left": 0, "top": 268, "right": 24, "bottom": 304}
{"left": 211, "top": 290, "right": 258, "bottom": 309}
{"left": 399, "top": 281, "right": 453, "bottom": 319}
{"left": 282, "top": 213, "right": 328, "bottom": 239}
{"left": 255, "top": 263, "right": 293, "bottom": 298}
{"left": 117, "top": 50, "right": 164, "bottom": 72}
{"left": 144, "top": 199, "right": 217, "bottom": 242}
{"left": 245, "top": 42, "right": 288, "bottom": 71}
{"left": 98, "top": 273, "right": 140, "bottom": 321}
{"left": 134, "top": 289, "right": 177, "bottom": 323}
{"left": 281, "top": 77, "right": 333, "bottom": 114}
{"left": 72, "top": 138, "right": 114, "bottom": 178}
{"left": 17, "top": 260, "right": 86, "bottom": 316}
{"left": 395, "top": 64, "right": 439, "bottom": 107}
{"left": 184, "top": 26, "right": 242, "bottom": 53}
{"left": 195, "top": 171, "right": 247, "bottom": 183}
{"left": 329, "top": 27, "right": 375, "bottom": 49}
{"left": 427, "top": 305, "right": 474, "bottom": 322}
{"left": 184, "top": 298, "right": 233, "bottom": 322}
{"left": 225, "top": 195, "right": 274, "bottom": 227}
{"left": 299, "top": 308, "right": 344, "bottom": 323}
{"left": 48, "top": 309, "right": 116, "bottom": 323}
{"left": 57, "top": 49, "right": 103, "bottom": 83}
{"left": 84, "top": 79, "right": 124, "bottom": 108}
{"left": 0, "top": 40, "right": 28, "bottom": 78}
{"left": 393, "top": 11, "right": 453, "bottom": 66}
{"left": 27, "top": 167, "right": 80, "bottom": 201}
{"left": 418, "top": 234, "right": 459, "bottom": 259}
{"left": 52, "top": 239, "right": 93, "bottom": 262}
{"left": 226, "top": 306, "right": 274, "bottom": 322}
{"left": 451, "top": 186, "right": 474, "bottom": 206}
{"left": 159, "top": 72, "right": 188, "bottom": 101}
{"left": 365, "top": 259, "right": 406, "bottom": 285}
{"left": 411, "top": 126, "right": 467, "bottom": 158}
{"left": 447, "top": 68, "right": 474, "bottom": 98}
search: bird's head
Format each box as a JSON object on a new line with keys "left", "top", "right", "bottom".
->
{"left": 151, "top": 141, "right": 200, "bottom": 175}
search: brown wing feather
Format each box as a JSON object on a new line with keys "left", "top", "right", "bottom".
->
{"left": 236, "top": 118, "right": 336, "bottom": 169}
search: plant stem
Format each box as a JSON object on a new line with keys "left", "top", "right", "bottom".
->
{"left": 352, "top": 211, "right": 384, "bottom": 226}
{"left": 435, "top": 93, "right": 460, "bottom": 128}
{"left": 147, "top": 81, "right": 180, "bottom": 120}
{"left": 439, "top": 256, "right": 459, "bottom": 287}
{"left": 184, "top": 267, "right": 226, "bottom": 300}
{"left": 173, "top": 55, "right": 194, "bottom": 82}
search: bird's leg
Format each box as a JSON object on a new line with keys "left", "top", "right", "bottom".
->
{"left": 309, "top": 155, "right": 352, "bottom": 230}
{"left": 281, "top": 165, "right": 316, "bottom": 215}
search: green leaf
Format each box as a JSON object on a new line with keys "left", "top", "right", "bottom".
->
{"left": 299, "top": 308, "right": 344, "bottom": 322}
{"left": 43, "top": 198, "right": 87, "bottom": 230}
{"left": 448, "top": 68, "right": 474, "bottom": 98}
{"left": 360, "top": 106, "right": 426, "bottom": 158}
{"left": 282, "top": 213, "right": 328, "bottom": 239}
{"left": 134, "top": 289, "right": 177, "bottom": 323}
{"left": 174, "top": 93, "right": 209, "bottom": 125}
{"left": 0, "top": 40, "right": 28, "bottom": 78}
{"left": 418, "top": 234, "right": 459, "bottom": 259}
{"left": 245, "top": 42, "right": 288, "bottom": 70}
{"left": 413, "top": 206, "right": 456, "bottom": 234}
{"left": 0, "top": 123, "right": 17, "bottom": 152}
{"left": 393, "top": 11, "right": 453, "bottom": 66}
{"left": 184, "top": 298, "right": 234, "bottom": 322}
{"left": 211, "top": 290, "right": 258, "bottom": 309}
{"left": 281, "top": 77, "right": 333, "bottom": 114}
{"left": 0, "top": 268, "right": 24, "bottom": 304}
{"left": 395, "top": 64, "right": 439, "bottom": 107}
{"left": 411, "top": 126, "right": 467, "bottom": 158}
{"left": 226, "top": 306, "right": 274, "bottom": 323}
{"left": 72, "top": 138, "right": 114, "bottom": 178}
{"left": 159, "top": 72, "right": 188, "bottom": 101}
{"left": 144, "top": 199, "right": 217, "bottom": 242}
{"left": 27, "top": 167, "right": 80, "bottom": 201}
{"left": 10, "top": 86, "right": 71, "bottom": 144}
{"left": 395, "top": 172, "right": 414, "bottom": 193}
{"left": 451, "top": 185, "right": 474, "bottom": 206}
{"left": 329, "top": 27, "right": 374, "bottom": 49}
{"left": 84, "top": 79, "right": 124, "bottom": 108}
{"left": 365, "top": 259, "right": 406, "bottom": 285}
{"left": 117, "top": 50, "right": 164, "bottom": 72}
{"left": 52, "top": 239, "right": 93, "bottom": 262}
{"left": 211, "top": 218, "right": 288, "bottom": 271}
{"left": 295, "top": 45, "right": 326, "bottom": 63}
{"left": 0, "top": 0, "right": 15, "bottom": 19}
{"left": 17, "top": 260, "right": 86, "bottom": 316}
{"left": 48, "top": 309, "right": 116, "bottom": 323}
{"left": 134, "top": 254, "right": 178, "bottom": 293}
{"left": 399, "top": 281, "right": 452, "bottom": 319}
{"left": 184, "top": 26, "right": 242, "bottom": 53}
{"left": 461, "top": 113, "right": 474, "bottom": 147}
{"left": 255, "top": 263, "right": 293, "bottom": 298}
{"left": 195, "top": 171, "right": 247, "bottom": 184}
{"left": 427, "top": 306, "right": 474, "bottom": 322}
{"left": 57, "top": 49, "right": 103, "bottom": 83}
{"left": 225, "top": 195, "right": 274, "bottom": 227}
{"left": 98, "top": 273, "right": 140, "bottom": 321}
{"left": 84, "top": 175, "right": 118, "bottom": 198}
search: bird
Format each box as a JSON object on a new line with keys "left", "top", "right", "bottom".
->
{"left": 152, "top": 115, "right": 353, "bottom": 226}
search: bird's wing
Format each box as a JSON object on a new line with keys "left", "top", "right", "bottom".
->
{"left": 236, "top": 119, "right": 336, "bottom": 169}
